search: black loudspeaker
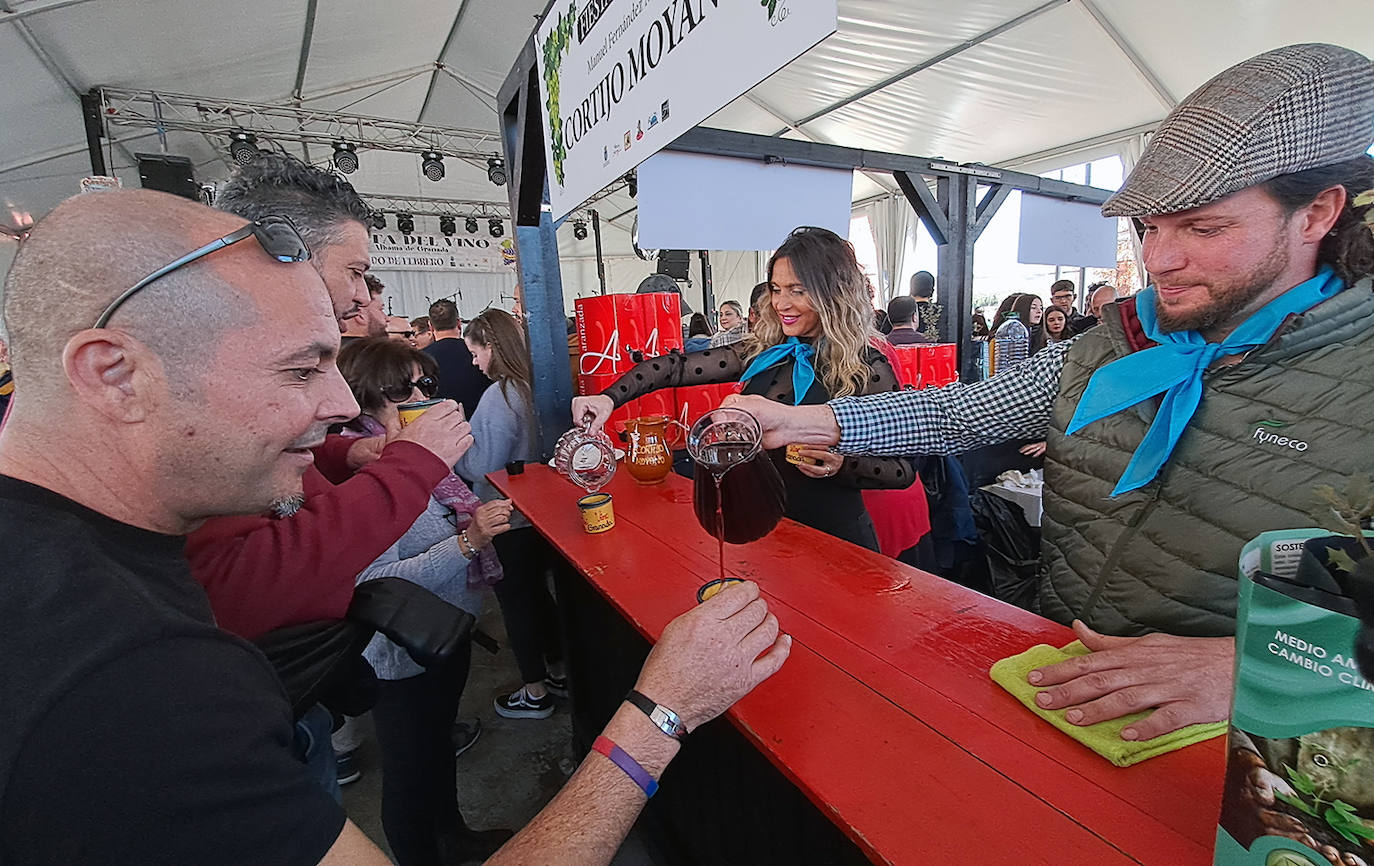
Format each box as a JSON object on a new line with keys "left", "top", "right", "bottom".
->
{"left": 656, "top": 249, "right": 691, "bottom": 281}
{"left": 134, "top": 153, "right": 200, "bottom": 201}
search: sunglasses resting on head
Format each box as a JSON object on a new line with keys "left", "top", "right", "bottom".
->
{"left": 93, "top": 216, "right": 309, "bottom": 329}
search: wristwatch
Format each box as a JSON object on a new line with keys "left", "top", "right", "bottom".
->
{"left": 625, "top": 689, "right": 688, "bottom": 740}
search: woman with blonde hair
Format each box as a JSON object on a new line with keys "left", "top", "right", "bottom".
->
{"left": 573, "top": 226, "right": 914, "bottom": 550}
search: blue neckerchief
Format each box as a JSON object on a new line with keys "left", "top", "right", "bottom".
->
{"left": 740, "top": 337, "right": 816, "bottom": 405}
{"left": 1068, "top": 265, "right": 1343, "bottom": 496}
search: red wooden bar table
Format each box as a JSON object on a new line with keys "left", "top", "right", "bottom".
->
{"left": 491, "top": 465, "right": 1226, "bottom": 865}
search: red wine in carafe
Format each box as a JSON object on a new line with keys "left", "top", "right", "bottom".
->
{"left": 692, "top": 443, "right": 786, "bottom": 545}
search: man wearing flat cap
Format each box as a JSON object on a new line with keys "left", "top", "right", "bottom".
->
{"left": 726, "top": 43, "right": 1374, "bottom": 741}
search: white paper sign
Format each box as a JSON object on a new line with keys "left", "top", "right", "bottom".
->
{"left": 637, "top": 150, "right": 852, "bottom": 250}
{"left": 535, "top": 0, "right": 837, "bottom": 220}
{"left": 369, "top": 232, "right": 518, "bottom": 273}
{"left": 1016, "top": 195, "right": 1118, "bottom": 269}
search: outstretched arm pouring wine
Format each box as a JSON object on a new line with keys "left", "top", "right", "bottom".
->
{"left": 720, "top": 393, "right": 840, "bottom": 451}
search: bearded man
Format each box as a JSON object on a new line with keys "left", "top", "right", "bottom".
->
{"left": 720, "top": 43, "right": 1374, "bottom": 743}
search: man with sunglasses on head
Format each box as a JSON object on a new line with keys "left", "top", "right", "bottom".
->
{"left": 0, "top": 189, "right": 377, "bottom": 864}
{"left": 0, "top": 188, "right": 789, "bottom": 866}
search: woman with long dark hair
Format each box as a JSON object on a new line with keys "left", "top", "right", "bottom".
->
{"left": 990, "top": 292, "right": 1047, "bottom": 353}
{"left": 452, "top": 309, "right": 565, "bottom": 721}
{"left": 573, "top": 226, "right": 915, "bottom": 551}
{"left": 1042, "top": 307, "right": 1071, "bottom": 348}
{"left": 336, "top": 337, "right": 513, "bottom": 866}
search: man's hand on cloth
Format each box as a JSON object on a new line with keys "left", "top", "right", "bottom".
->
{"left": 1027, "top": 620, "right": 1234, "bottom": 740}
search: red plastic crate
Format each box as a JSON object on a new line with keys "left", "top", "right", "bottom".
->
{"left": 917, "top": 344, "right": 958, "bottom": 388}
{"left": 888, "top": 346, "right": 923, "bottom": 389}
{"left": 574, "top": 293, "right": 683, "bottom": 378}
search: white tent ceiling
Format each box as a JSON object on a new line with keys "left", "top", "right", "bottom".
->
{"left": 2, "top": 0, "right": 1372, "bottom": 262}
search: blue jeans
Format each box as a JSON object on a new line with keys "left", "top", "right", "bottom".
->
{"left": 293, "top": 703, "right": 342, "bottom": 805}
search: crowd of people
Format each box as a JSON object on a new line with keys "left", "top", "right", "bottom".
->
{"left": 0, "top": 38, "right": 1371, "bottom": 866}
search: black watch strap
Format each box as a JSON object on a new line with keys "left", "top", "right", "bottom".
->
{"left": 625, "top": 689, "right": 688, "bottom": 740}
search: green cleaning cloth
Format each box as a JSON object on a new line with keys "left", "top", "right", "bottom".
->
{"left": 989, "top": 640, "right": 1227, "bottom": 767}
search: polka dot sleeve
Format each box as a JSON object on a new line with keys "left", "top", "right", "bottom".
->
{"left": 600, "top": 344, "right": 747, "bottom": 408}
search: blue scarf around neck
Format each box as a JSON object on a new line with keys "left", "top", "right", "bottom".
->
{"left": 740, "top": 337, "right": 816, "bottom": 405}
{"left": 1068, "top": 265, "right": 1343, "bottom": 496}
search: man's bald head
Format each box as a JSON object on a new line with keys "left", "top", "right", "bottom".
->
{"left": 0, "top": 189, "right": 352, "bottom": 531}
{"left": 1089, "top": 283, "right": 1118, "bottom": 319}
{"left": 2, "top": 190, "right": 261, "bottom": 398}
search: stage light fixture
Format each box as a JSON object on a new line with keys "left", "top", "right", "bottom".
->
{"left": 420, "top": 150, "right": 445, "bottom": 182}
{"left": 488, "top": 218, "right": 504, "bottom": 238}
{"left": 396, "top": 212, "right": 415, "bottom": 235}
{"left": 625, "top": 170, "right": 637, "bottom": 198}
{"left": 228, "top": 130, "right": 259, "bottom": 165}
{"left": 572, "top": 219, "right": 588, "bottom": 241}
{"left": 487, "top": 156, "right": 507, "bottom": 186}
{"left": 332, "top": 141, "right": 359, "bottom": 174}
{"left": 371, "top": 212, "right": 387, "bottom": 230}
{"left": 439, "top": 215, "right": 457, "bottom": 236}
{"left": 465, "top": 216, "right": 479, "bottom": 234}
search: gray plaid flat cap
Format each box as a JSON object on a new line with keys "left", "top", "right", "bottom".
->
{"left": 1103, "top": 43, "right": 1374, "bottom": 218}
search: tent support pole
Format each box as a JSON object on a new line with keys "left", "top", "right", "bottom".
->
{"left": 591, "top": 209, "right": 607, "bottom": 296}
{"left": 500, "top": 39, "right": 572, "bottom": 459}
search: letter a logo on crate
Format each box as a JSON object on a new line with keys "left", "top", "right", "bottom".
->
{"left": 580, "top": 329, "right": 623, "bottom": 376}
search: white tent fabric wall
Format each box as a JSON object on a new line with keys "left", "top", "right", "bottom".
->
{"left": 1118, "top": 134, "right": 1150, "bottom": 286}
{"left": 859, "top": 195, "right": 915, "bottom": 302}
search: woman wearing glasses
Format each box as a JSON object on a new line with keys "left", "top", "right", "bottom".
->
{"left": 452, "top": 309, "right": 566, "bottom": 722}
{"left": 335, "top": 337, "right": 514, "bottom": 866}
{"left": 573, "top": 226, "right": 916, "bottom": 551}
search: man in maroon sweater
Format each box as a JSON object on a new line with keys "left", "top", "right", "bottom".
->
{"left": 186, "top": 155, "right": 470, "bottom": 639}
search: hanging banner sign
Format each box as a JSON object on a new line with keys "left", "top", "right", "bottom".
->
{"left": 369, "top": 233, "right": 517, "bottom": 273}
{"left": 535, "top": 0, "right": 837, "bottom": 220}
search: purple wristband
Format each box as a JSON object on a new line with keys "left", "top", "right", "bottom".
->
{"left": 592, "top": 735, "right": 658, "bottom": 798}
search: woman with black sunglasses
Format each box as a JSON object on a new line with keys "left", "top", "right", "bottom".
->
{"left": 335, "top": 337, "right": 515, "bottom": 866}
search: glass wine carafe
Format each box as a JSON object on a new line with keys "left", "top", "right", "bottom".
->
{"left": 686, "top": 407, "right": 787, "bottom": 581}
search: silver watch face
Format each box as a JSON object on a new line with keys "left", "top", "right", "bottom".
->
{"left": 650, "top": 706, "right": 686, "bottom": 737}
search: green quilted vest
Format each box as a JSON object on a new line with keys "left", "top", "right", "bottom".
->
{"left": 1038, "top": 279, "right": 1374, "bottom": 637}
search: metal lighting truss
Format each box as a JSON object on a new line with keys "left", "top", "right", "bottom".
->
{"left": 361, "top": 193, "right": 511, "bottom": 220}
{"left": 358, "top": 194, "right": 607, "bottom": 228}
{"left": 96, "top": 87, "right": 502, "bottom": 163}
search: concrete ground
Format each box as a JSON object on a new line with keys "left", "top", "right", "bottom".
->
{"left": 340, "top": 592, "right": 655, "bottom": 865}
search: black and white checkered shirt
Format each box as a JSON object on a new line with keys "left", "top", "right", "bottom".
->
{"left": 830, "top": 339, "right": 1076, "bottom": 455}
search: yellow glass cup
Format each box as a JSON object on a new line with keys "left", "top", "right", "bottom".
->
{"left": 696, "top": 577, "right": 745, "bottom": 603}
{"left": 578, "top": 492, "right": 615, "bottom": 534}
{"left": 397, "top": 398, "right": 443, "bottom": 427}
